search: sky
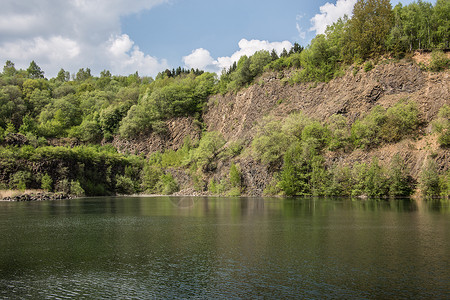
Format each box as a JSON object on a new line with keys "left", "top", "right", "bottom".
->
{"left": 0, "top": 0, "right": 423, "bottom": 78}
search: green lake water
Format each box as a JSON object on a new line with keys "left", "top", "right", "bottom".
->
{"left": 0, "top": 197, "right": 449, "bottom": 299}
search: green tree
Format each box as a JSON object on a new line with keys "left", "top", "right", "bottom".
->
{"left": 3, "top": 60, "right": 16, "bottom": 77}
{"left": 76, "top": 68, "right": 92, "bottom": 81}
{"left": 56, "top": 68, "right": 70, "bottom": 82}
{"left": 389, "top": 154, "right": 413, "bottom": 197}
{"left": 420, "top": 159, "right": 441, "bottom": 197}
{"left": 41, "top": 173, "right": 53, "bottom": 191}
{"left": 432, "top": 0, "right": 450, "bottom": 48}
{"left": 27, "top": 61, "right": 44, "bottom": 79}
{"left": 229, "top": 162, "right": 242, "bottom": 189}
{"left": 348, "top": 0, "right": 394, "bottom": 59}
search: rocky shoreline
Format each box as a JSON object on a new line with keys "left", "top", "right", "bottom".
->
{"left": 1, "top": 192, "right": 73, "bottom": 202}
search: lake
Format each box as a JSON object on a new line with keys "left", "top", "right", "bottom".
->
{"left": 0, "top": 197, "right": 449, "bottom": 299}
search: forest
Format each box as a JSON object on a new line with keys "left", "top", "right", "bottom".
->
{"left": 0, "top": 0, "right": 449, "bottom": 198}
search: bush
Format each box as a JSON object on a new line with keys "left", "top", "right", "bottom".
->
{"left": 351, "top": 106, "right": 386, "bottom": 148}
{"left": 433, "top": 105, "right": 450, "bottom": 147}
{"left": 429, "top": 50, "right": 449, "bottom": 72}
{"left": 328, "top": 114, "right": 351, "bottom": 151}
{"left": 56, "top": 179, "right": 70, "bottom": 194}
{"left": 440, "top": 171, "right": 449, "bottom": 199}
{"left": 10, "top": 171, "right": 32, "bottom": 190}
{"left": 41, "top": 173, "right": 53, "bottom": 192}
{"left": 70, "top": 180, "right": 85, "bottom": 197}
{"left": 388, "top": 154, "right": 413, "bottom": 197}
{"left": 363, "top": 61, "right": 374, "bottom": 72}
{"left": 252, "top": 117, "right": 294, "bottom": 165}
{"left": 141, "top": 164, "right": 163, "bottom": 193}
{"left": 155, "top": 173, "right": 179, "bottom": 195}
{"left": 189, "top": 132, "right": 225, "bottom": 171}
{"left": 419, "top": 159, "right": 441, "bottom": 197}
{"left": 277, "top": 142, "right": 311, "bottom": 196}
{"left": 381, "top": 101, "right": 420, "bottom": 142}
{"left": 229, "top": 163, "right": 241, "bottom": 189}
{"left": 115, "top": 175, "right": 135, "bottom": 194}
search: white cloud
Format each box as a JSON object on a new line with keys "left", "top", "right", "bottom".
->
{"left": 310, "top": 0, "right": 356, "bottom": 35}
{"left": 183, "top": 39, "right": 293, "bottom": 74}
{"left": 106, "top": 34, "right": 168, "bottom": 75}
{"left": 0, "top": 0, "right": 169, "bottom": 77}
{"left": 296, "top": 14, "right": 307, "bottom": 40}
{"left": 183, "top": 48, "right": 215, "bottom": 71}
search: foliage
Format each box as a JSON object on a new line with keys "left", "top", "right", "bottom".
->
{"left": 347, "top": 0, "right": 394, "bottom": 60}
{"left": 429, "top": 50, "right": 450, "bottom": 71}
{"left": 188, "top": 132, "right": 225, "bottom": 171}
{"left": 328, "top": 114, "right": 351, "bottom": 151}
{"left": 141, "top": 164, "right": 164, "bottom": 193}
{"left": 115, "top": 175, "right": 135, "bottom": 194}
{"left": 70, "top": 180, "right": 85, "bottom": 196}
{"left": 252, "top": 117, "right": 295, "bottom": 165}
{"left": 364, "top": 61, "right": 374, "bottom": 72}
{"left": 119, "top": 73, "right": 216, "bottom": 138}
{"left": 10, "top": 171, "right": 32, "bottom": 190}
{"left": 229, "top": 163, "right": 242, "bottom": 189}
{"left": 389, "top": 154, "right": 414, "bottom": 197}
{"left": 351, "top": 101, "right": 419, "bottom": 148}
{"left": 155, "top": 173, "right": 179, "bottom": 195}
{"left": 419, "top": 159, "right": 441, "bottom": 197}
{"left": 41, "top": 173, "right": 53, "bottom": 191}
{"left": 433, "top": 105, "right": 450, "bottom": 147}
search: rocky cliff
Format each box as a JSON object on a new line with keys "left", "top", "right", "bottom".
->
{"left": 201, "top": 61, "right": 449, "bottom": 195}
{"left": 113, "top": 59, "right": 449, "bottom": 196}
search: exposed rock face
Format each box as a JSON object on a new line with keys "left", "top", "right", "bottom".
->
{"left": 204, "top": 63, "right": 448, "bottom": 143}
{"left": 112, "top": 117, "right": 202, "bottom": 155}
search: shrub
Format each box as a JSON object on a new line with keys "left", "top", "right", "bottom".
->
{"left": 229, "top": 163, "right": 241, "bottom": 189}
{"left": 388, "top": 154, "right": 413, "bottom": 197}
{"left": 155, "top": 173, "right": 179, "bottom": 195}
{"left": 189, "top": 132, "right": 225, "bottom": 171}
{"left": 41, "top": 173, "right": 53, "bottom": 192}
{"left": 115, "top": 175, "right": 135, "bottom": 194}
{"left": 381, "top": 101, "right": 420, "bottom": 142}
{"left": 433, "top": 105, "right": 450, "bottom": 147}
{"left": 141, "top": 164, "right": 163, "bottom": 193}
{"left": 277, "top": 142, "right": 311, "bottom": 196}
{"left": 439, "top": 171, "right": 449, "bottom": 199}
{"left": 419, "top": 159, "right": 441, "bottom": 197}
{"left": 363, "top": 61, "right": 374, "bottom": 72}
{"left": 70, "top": 180, "right": 85, "bottom": 197}
{"left": 429, "top": 50, "right": 449, "bottom": 72}
{"left": 252, "top": 117, "right": 293, "bottom": 165}
{"left": 328, "top": 114, "right": 351, "bottom": 151}
{"left": 56, "top": 179, "right": 70, "bottom": 194}
{"left": 10, "top": 171, "right": 32, "bottom": 190}
{"left": 351, "top": 106, "right": 386, "bottom": 148}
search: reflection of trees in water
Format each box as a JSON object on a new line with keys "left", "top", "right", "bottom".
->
{"left": 168, "top": 196, "right": 198, "bottom": 209}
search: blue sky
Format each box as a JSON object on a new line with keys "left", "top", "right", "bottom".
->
{"left": 0, "top": 0, "right": 424, "bottom": 78}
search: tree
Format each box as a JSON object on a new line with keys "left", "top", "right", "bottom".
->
{"left": 56, "top": 68, "right": 70, "bottom": 82}
{"left": 27, "top": 61, "right": 44, "bottom": 79}
{"left": 3, "top": 60, "right": 16, "bottom": 77}
{"left": 292, "top": 42, "right": 304, "bottom": 54}
{"left": 432, "top": 0, "right": 450, "bottom": 48}
{"left": 270, "top": 49, "right": 279, "bottom": 61}
{"left": 76, "top": 68, "right": 92, "bottom": 81}
{"left": 348, "top": 0, "right": 394, "bottom": 60}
